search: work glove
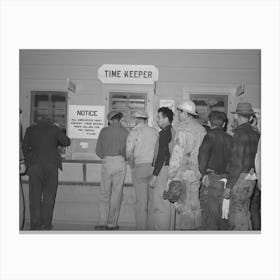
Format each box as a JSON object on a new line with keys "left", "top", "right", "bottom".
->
{"left": 163, "top": 180, "right": 184, "bottom": 203}
{"left": 220, "top": 178, "right": 230, "bottom": 219}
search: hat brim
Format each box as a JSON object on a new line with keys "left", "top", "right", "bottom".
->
{"left": 177, "top": 107, "right": 198, "bottom": 116}
{"left": 231, "top": 111, "right": 255, "bottom": 115}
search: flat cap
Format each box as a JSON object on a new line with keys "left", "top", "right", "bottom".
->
{"left": 107, "top": 111, "right": 123, "bottom": 120}
{"left": 132, "top": 110, "right": 149, "bottom": 119}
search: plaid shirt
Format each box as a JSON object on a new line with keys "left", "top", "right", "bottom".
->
{"left": 227, "top": 123, "right": 260, "bottom": 189}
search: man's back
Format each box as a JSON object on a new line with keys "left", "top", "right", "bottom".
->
{"left": 95, "top": 123, "right": 128, "bottom": 159}
{"left": 232, "top": 123, "right": 259, "bottom": 171}
{"left": 127, "top": 123, "right": 158, "bottom": 165}
{"left": 198, "top": 127, "right": 233, "bottom": 176}
{"left": 22, "top": 121, "right": 71, "bottom": 168}
{"left": 227, "top": 123, "right": 260, "bottom": 189}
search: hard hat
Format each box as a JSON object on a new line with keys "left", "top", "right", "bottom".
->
{"left": 107, "top": 111, "right": 123, "bottom": 120}
{"left": 177, "top": 100, "right": 198, "bottom": 116}
{"left": 132, "top": 110, "right": 149, "bottom": 119}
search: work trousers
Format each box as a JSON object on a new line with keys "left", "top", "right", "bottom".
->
{"left": 152, "top": 166, "right": 172, "bottom": 230}
{"left": 228, "top": 173, "right": 255, "bottom": 230}
{"left": 132, "top": 163, "right": 154, "bottom": 230}
{"left": 28, "top": 163, "right": 58, "bottom": 230}
{"left": 176, "top": 170, "right": 203, "bottom": 230}
{"left": 200, "top": 173, "right": 229, "bottom": 230}
{"left": 99, "top": 156, "right": 126, "bottom": 227}
{"left": 250, "top": 185, "right": 261, "bottom": 230}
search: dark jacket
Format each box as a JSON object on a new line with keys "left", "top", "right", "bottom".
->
{"left": 152, "top": 125, "right": 175, "bottom": 176}
{"left": 22, "top": 121, "right": 71, "bottom": 170}
{"left": 227, "top": 123, "right": 260, "bottom": 189}
{"left": 198, "top": 127, "right": 233, "bottom": 176}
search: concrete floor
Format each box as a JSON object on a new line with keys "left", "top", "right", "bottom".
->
{"left": 20, "top": 221, "right": 135, "bottom": 231}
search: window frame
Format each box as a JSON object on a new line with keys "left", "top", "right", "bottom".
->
{"left": 108, "top": 91, "right": 147, "bottom": 129}
{"left": 30, "top": 91, "right": 68, "bottom": 131}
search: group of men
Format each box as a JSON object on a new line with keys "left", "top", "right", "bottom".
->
{"left": 94, "top": 100, "right": 261, "bottom": 231}
{"left": 20, "top": 99, "right": 260, "bottom": 231}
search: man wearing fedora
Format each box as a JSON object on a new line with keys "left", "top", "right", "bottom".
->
{"left": 225, "top": 102, "right": 260, "bottom": 230}
{"left": 168, "top": 100, "right": 206, "bottom": 230}
{"left": 95, "top": 111, "right": 129, "bottom": 230}
{"left": 126, "top": 110, "right": 158, "bottom": 230}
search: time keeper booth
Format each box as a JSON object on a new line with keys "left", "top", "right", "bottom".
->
{"left": 20, "top": 50, "right": 261, "bottom": 229}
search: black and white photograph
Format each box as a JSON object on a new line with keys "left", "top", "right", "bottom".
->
{"left": 19, "top": 49, "right": 261, "bottom": 232}
{"left": 1, "top": 1, "right": 280, "bottom": 280}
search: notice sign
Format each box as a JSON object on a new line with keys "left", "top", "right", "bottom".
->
{"left": 98, "top": 64, "right": 159, "bottom": 84}
{"left": 68, "top": 105, "right": 105, "bottom": 139}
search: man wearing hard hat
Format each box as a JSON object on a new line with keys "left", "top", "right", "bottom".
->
{"left": 126, "top": 110, "right": 158, "bottom": 230}
{"left": 95, "top": 111, "right": 129, "bottom": 230}
{"left": 168, "top": 100, "right": 206, "bottom": 230}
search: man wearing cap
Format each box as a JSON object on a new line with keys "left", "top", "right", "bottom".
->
{"left": 95, "top": 111, "right": 129, "bottom": 230}
{"left": 168, "top": 100, "right": 206, "bottom": 230}
{"left": 126, "top": 110, "right": 158, "bottom": 230}
{"left": 225, "top": 103, "right": 260, "bottom": 230}
{"left": 198, "top": 111, "right": 232, "bottom": 230}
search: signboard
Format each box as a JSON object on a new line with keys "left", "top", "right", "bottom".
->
{"left": 68, "top": 105, "right": 105, "bottom": 139}
{"left": 159, "top": 99, "right": 175, "bottom": 112}
{"left": 98, "top": 64, "right": 159, "bottom": 84}
{"left": 67, "top": 78, "right": 76, "bottom": 93}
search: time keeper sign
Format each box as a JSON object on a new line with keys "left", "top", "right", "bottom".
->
{"left": 68, "top": 105, "right": 105, "bottom": 139}
{"left": 98, "top": 64, "right": 159, "bottom": 84}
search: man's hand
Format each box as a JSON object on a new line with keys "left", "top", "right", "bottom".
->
{"left": 149, "top": 175, "right": 157, "bottom": 188}
{"left": 223, "top": 187, "right": 231, "bottom": 199}
{"left": 201, "top": 175, "right": 209, "bottom": 187}
{"left": 20, "top": 161, "right": 26, "bottom": 175}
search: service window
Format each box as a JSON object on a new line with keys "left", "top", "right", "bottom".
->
{"left": 30, "top": 91, "right": 67, "bottom": 133}
{"left": 190, "top": 94, "right": 228, "bottom": 127}
{"left": 109, "top": 92, "right": 147, "bottom": 130}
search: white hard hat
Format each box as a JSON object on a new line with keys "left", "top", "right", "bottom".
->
{"left": 132, "top": 110, "right": 149, "bottom": 119}
{"left": 177, "top": 100, "right": 198, "bottom": 116}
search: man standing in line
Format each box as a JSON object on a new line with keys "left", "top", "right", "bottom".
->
{"left": 198, "top": 111, "right": 232, "bottom": 230}
{"left": 126, "top": 111, "right": 158, "bottom": 230}
{"left": 168, "top": 100, "right": 206, "bottom": 230}
{"left": 149, "top": 107, "right": 175, "bottom": 230}
{"left": 22, "top": 117, "right": 71, "bottom": 230}
{"left": 224, "top": 103, "right": 260, "bottom": 230}
{"left": 95, "top": 111, "right": 128, "bottom": 230}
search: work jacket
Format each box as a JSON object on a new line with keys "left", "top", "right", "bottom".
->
{"left": 198, "top": 127, "right": 233, "bottom": 176}
{"left": 169, "top": 118, "right": 206, "bottom": 180}
{"left": 126, "top": 122, "right": 158, "bottom": 165}
{"left": 227, "top": 122, "right": 260, "bottom": 189}
{"left": 22, "top": 121, "right": 71, "bottom": 170}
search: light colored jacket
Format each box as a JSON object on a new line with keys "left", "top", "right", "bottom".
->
{"left": 126, "top": 122, "right": 158, "bottom": 165}
{"left": 169, "top": 118, "right": 206, "bottom": 180}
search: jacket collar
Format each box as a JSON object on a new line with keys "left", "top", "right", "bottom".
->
{"left": 160, "top": 124, "right": 172, "bottom": 132}
{"left": 232, "top": 122, "right": 251, "bottom": 133}
{"left": 134, "top": 122, "right": 148, "bottom": 129}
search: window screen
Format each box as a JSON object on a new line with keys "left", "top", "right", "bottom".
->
{"left": 30, "top": 91, "right": 67, "bottom": 132}
{"left": 109, "top": 92, "right": 147, "bottom": 130}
